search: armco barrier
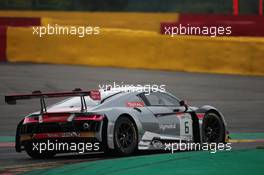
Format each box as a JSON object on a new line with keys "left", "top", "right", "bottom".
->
{"left": 160, "top": 22, "right": 264, "bottom": 37}
{"left": 0, "top": 11, "right": 178, "bottom": 32}
{"left": 0, "top": 26, "right": 7, "bottom": 61}
{"left": 161, "top": 14, "right": 264, "bottom": 37}
{"left": 0, "top": 17, "right": 41, "bottom": 61}
{"left": 0, "top": 17, "right": 40, "bottom": 26}
{"left": 178, "top": 14, "right": 264, "bottom": 23}
{"left": 6, "top": 27, "right": 264, "bottom": 76}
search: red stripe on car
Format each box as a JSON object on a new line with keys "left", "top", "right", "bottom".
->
{"left": 33, "top": 132, "right": 80, "bottom": 139}
{"left": 197, "top": 113, "right": 205, "bottom": 119}
{"left": 42, "top": 114, "right": 70, "bottom": 123}
{"left": 74, "top": 115, "right": 104, "bottom": 121}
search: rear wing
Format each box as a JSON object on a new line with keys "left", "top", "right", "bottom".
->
{"left": 5, "top": 89, "right": 101, "bottom": 113}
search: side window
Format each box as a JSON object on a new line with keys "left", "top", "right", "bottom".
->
{"left": 144, "top": 93, "right": 164, "bottom": 106}
{"left": 128, "top": 95, "right": 144, "bottom": 102}
{"left": 144, "top": 92, "right": 180, "bottom": 106}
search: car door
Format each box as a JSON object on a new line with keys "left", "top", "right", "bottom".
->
{"left": 142, "top": 92, "right": 193, "bottom": 141}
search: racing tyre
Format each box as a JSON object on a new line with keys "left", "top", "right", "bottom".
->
{"left": 113, "top": 116, "right": 138, "bottom": 155}
{"left": 24, "top": 141, "right": 56, "bottom": 159}
{"left": 202, "top": 113, "right": 225, "bottom": 143}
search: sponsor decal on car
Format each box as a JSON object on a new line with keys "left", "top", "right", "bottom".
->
{"left": 126, "top": 102, "right": 145, "bottom": 107}
{"left": 159, "top": 124, "right": 176, "bottom": 131}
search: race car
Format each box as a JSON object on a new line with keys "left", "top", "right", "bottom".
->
{"left": 5, "top": 88, "right": 229, "bottom": 158}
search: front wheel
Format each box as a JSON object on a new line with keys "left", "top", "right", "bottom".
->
{"left": 202, "top": 113, "right": 225, "bottom": 143}
{"left": 113, "top": 117, "right": 138, "bottom": 156}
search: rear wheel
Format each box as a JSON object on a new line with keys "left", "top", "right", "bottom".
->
{"left": 113, "top": 117, "right": 138, "bottom": 156}
{"left": 24, "top": 142, "right": 56, "bottom": 159}
{"left": 202, "top": 113, "right": 225, "bottom": 143}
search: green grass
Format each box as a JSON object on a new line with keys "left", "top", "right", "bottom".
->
{"left": 0, "top": 136, "right": 15, "bottom": 142}
{"left": 25, "top": 149, "right": 264, "bottom": 175}
{"left": 230, "top": 132, "right": 264, "bottom": 140}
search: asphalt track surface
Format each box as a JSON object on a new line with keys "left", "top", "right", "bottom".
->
{"left": 0, "top": 63, "right": 264, "bottom": 174}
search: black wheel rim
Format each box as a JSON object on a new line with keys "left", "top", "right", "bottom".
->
{"left": 117, "top": 123, "right": 135, "bottom": 149}
{"left": 203, "top": 115, "right": 222, "bottom": 143}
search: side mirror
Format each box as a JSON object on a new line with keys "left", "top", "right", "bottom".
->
{"left": 179, "top": 100, "right": 188, "bottom": 112}
{"left": 179, "top": 100, "right": 187, "bottom": 106}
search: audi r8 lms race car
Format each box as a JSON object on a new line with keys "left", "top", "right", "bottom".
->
{"left": 5, "top": 87, "right": 228, "bottom": 158}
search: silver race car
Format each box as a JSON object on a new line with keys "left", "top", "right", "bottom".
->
{"left": 5, "top": 88, "right": 228, "bottom": 158}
